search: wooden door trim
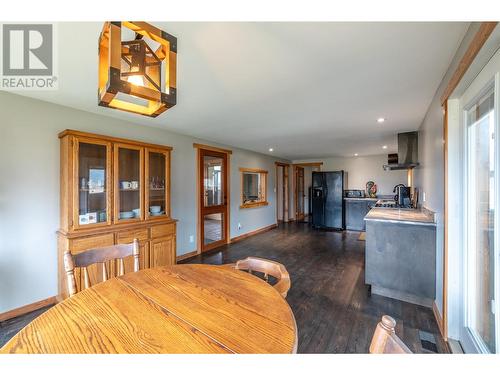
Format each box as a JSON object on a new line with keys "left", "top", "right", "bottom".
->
{"left": 441, "top": 101, "right": 449, "bottom": 340}
{"left": 440, "top": 22, "right": 498, "bottom": 105}
{"left": 293, "top": 165, "right": 305, "bottom": 221}
{"left": 193, "top": 143, "right": 232, "bottom": 154}
{"left": 196, "top": 147, "right": 230, "bottom": 254}
{"left": 275, "top": 163, "right": 289, "bottom": 222}
{"left": 292, "top": 162, "right": 323, "bottom": 168}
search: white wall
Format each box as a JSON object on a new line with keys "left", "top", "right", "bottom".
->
{"left": 294, "top": 155, "right": 407, "bottom": 196}
{"left": 0, "top": 92, "right": 287, "bottom": 313}
{"left": 414, "top": 93, "right": 446, "bottom": 317}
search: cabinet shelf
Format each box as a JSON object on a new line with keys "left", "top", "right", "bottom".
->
{"left": 80, "top": 189, "right": 106, "bottom": 195}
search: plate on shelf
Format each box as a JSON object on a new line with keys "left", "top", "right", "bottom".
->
{"left": 150, "top": 211, "right": 165, "bottom": 216}
{"left": 119, "top": 211, "right": 135, "bottom": 219}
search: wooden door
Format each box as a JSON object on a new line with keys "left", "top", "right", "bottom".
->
{"left": 199, "top": 149, "right": 229, "bottom": 252}
{"left": 295, "top": 166, "right": 305, "bottom": 221}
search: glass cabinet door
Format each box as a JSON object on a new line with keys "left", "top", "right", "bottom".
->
{"left": 145, "top": 148, "right": 169, "bottom": 219}
{"left": 114, "top": 144, "right": 143, "bottom": 222}
{"left": 75, "top": 138, "right": 111, "bottom": 228}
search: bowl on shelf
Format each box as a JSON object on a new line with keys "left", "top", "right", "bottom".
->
{"left": 150, "top": 206, "right": 161, "bottom": 214}
{"left": 119, "top": 211, "right": 134, "bottom": 219}
{"left": 132, "top": 208, "right": 140, "bottom": 217}
{"left": 150, "top": 211, "right": 164, "bottom": 217}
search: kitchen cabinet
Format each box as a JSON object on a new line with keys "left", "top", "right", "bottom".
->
{"left": 345, "top": 199, "right": 376, "bottom": 231}
{"left": 57, "top": 130, "right": 177, "bottom": 299}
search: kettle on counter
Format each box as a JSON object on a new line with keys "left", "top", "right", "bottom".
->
{"left": 393, "top": 184, "right": 411, "bottom": 207}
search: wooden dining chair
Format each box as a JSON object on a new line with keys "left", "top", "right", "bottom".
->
{"left": 234, "top": 257, "right": 291, "bottom": 298}
{"left": 369, "top": 315, "right": 412, "bottom": 354}
{"left": 63, "top": 239, "right": 140, "bottom": 297}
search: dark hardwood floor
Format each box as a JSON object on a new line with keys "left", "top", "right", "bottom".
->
{"left": 183, "top": 221, "right": 449, "bottom": 353}
{"left": 0, "top": 221, "right": 448, "bottom": 353}
{"left": 0, "top": 305, "right": 53, "bottom": 347}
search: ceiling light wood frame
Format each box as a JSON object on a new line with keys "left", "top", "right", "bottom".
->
{"left": 98, "top": 21, "right": 177, "bottom": 118}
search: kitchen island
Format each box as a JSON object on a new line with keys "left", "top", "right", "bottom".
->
{"left": 364, "top": 207, "right": 436, "bottom": 307}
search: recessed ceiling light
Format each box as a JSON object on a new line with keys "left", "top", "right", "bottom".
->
{"left": 354, "top": 153, "right": 359, "bottom": 156}
{"left": 268, "top": 148, "right": 274, "bottom": 152}
{"left": 382, "top": 145, "right": 388, "bottom": 149}
{"left": 377, "top": 118, "right": 385, "bottom": 123}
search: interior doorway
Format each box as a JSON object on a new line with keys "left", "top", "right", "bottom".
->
{"left": 275, "top": 162, "right": 289, "bottom": 223}
{"left": 195, "top": 144, "right": 231, "bottom": 253}
{"left": 294, "top": 163, "right": 323, "bottom": 222}
{"left": 295, "top": 166, "right": 305, "bottom": 221}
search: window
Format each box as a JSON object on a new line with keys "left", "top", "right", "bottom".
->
{"left": 465, "top": 88, "right": 497, "bottom": 353}
{"left": 240, "top": 168, "right": 268, "bottom": 208}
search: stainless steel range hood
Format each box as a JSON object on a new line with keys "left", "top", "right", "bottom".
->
{"left": 383, "top": 131, "right": 419, "bottom": 171}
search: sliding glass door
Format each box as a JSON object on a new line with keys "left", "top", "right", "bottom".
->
{"left": 464, "top": 88, "right": 498, "bottom": 353}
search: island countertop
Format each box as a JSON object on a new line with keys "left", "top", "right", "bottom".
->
{"left": 364, "top": 207, "right": 436, "bottom": 226}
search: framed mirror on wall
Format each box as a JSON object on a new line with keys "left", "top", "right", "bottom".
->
{"left": 240, "top": 168, "right": 268, "bottom": 209}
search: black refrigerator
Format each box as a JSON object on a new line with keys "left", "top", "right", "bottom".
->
{"left": 312, "top": 171, "right": 345, "bottom": 230}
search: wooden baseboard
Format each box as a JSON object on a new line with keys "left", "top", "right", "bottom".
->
{"left": 0, "top": 296, "right": 58, "bottom": 322}
{"left": 176, "top": 250, "right": 198, "bottom": 263}
{"left": 230, "top": 223, "right": 278, "bottom": 243}
{"left": 433, "top": 300, "right": 447, "bottom": 341}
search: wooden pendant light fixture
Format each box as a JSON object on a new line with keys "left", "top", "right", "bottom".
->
{"left": 98, "top": 22, "right": 177, "bottom": 117}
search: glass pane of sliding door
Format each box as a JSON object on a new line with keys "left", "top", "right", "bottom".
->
{"left": 466, "top": 89, "right": 496, "bottom": 353}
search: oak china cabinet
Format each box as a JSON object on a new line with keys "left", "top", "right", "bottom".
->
{"left": 57, "top": 130, "right": 177, "bottom": 299}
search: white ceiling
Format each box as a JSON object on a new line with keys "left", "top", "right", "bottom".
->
{"left": 14, "top": 22, "right": 468, "bottom": 160}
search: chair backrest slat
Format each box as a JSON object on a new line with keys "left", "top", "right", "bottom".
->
{"left": 369, "top": 315, "right": 412, "bottom": 354}
{"left": 64, "top": 239, "right": 140, "bottom": 297}
{"left": 234, "top": 257, "right": 291, "bottom": 298}
{"left": 83, "top": 267, "right": 90, "bottom": 290}
{"left": 118, "top": 258, "right": 125, "bottom": 276}
{"left": 102, "top": 263, "right": 108, "bottom": 281}
{"left": 72, "top": 243, "right": 138, "bottom": 268}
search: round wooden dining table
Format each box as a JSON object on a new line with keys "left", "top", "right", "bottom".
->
{"left": 1, "top": 264, "right": 297, "bottom": 354}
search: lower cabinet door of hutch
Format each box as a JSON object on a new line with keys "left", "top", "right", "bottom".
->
{"left": 150, "top": 236, "right": 175, "bottom": 267}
